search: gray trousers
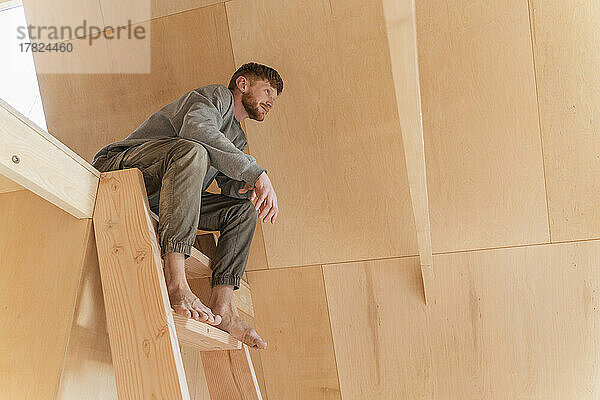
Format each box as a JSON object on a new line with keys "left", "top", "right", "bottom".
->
{"left": 92, "top": 137, "right": 257, "bottom": 290}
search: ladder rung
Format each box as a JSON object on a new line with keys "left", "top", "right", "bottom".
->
{"left": 186, "top": 247, "right": 212, "bottom": 279}
{"left": 173, "top": 312, "right": 241, "bottom": 351}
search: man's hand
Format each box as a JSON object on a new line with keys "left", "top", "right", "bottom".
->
{"left": 239, "top": 172, "right": 278, "bottom": 223}
{"left": 238, "top": 182, "right": 257, "bottom": 201}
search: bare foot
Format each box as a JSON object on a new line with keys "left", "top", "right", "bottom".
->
{"left": 210, "top": 302, "right": 267, "bottom": 349}
{"left": 163, "top": 252, "right": 221, "bottom": 325}
{"left": 168, "top": 285, "right": 222, "bottom": 325}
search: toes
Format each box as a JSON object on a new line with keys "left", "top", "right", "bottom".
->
{"left": 189, "top": 308, "right": 200, "bottom": 320}
{"left": 198, "top": 307, "right": 220, "bottom": 325}
{"left": 250, "top": 332, "right": 267, "bottom": 349}
{"left": 253, "top": 338, "right": 267, "bottom": 349}
{"left": 194, "top": 309, "right": 209, "bottom": 322}
{"left": 172, "top": 305, "right": 191, "bottom": 318}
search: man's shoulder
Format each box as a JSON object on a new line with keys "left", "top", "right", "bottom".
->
{"left": 192, "top": 84, "right": 232, "bottom": 101}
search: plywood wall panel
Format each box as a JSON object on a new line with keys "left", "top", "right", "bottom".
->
{"left": 246, "top": 266, "right": 341, "bottom": 400}
{"left": 33, "top": 4, "right": 235, "bottom": 163}
{"left": 0, "top": 190, "right": 91, "bottom": 400}
{"left": 0, "top": 173, "right": 24, "bottom": 193}
{"left": 324, "top": 240, "right": 600, "bottom": 399}
{"left": 21, "top": 0, "right": 103, "bottom": 42}
{"left": 226, "top": 0, "right": 418, "bottom": 268}
{"left": 529, "top": 0, "right": 600, "bottom": 242}
{"left": 56, "top": 229, "right": 117, "bottom": 400}
{"left": 22, "top": 0, "right": 224, "bottom": 40}
{"left": 416, "top": 0, "right": 549, "bottom": 253}
{"left": 323, "top": 256, "right": 433, "bottom": 400}
{"left": 100, "top": 0, "right": 223, "bottom": 28}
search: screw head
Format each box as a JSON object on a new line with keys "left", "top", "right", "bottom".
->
{"left": 11, "top": 155, "right": 20, "bottom": 164}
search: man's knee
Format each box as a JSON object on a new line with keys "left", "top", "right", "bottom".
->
{"left": 239, "top": 199, "right": 258, "bottom": 225}
{"left": 169, "top": 140, "right": 209, "bottom": 170}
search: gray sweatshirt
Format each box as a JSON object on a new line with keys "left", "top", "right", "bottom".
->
{"left": 91, "top": 84, "right": 266, "bottom": 199}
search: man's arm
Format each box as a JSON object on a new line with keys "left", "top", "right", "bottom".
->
{"left": 215, "top": 171, "right": 252, "bottom": 199}
{"left": 179, "top": 86, "right": 265, "bottom": 185}
{"left": 215, "top": 151, "right": 266, "bottom": 198}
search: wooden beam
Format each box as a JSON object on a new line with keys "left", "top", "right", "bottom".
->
{"left": 186, "top": 247, "right": 213, "bottom": 279}
{"left": 93, "top": 168, "right": 190, "bottom": 400}
{"left": 0, "top": 0, "right": 21, "bottom": 11}
{"left": 201, "top": 344, "right": 262, "bottom": 400}
{"left": 382, "top": 0, "right": 435, "bottom": 304}
{"left": 173, "top": 313, "right": 241, "bottom": 351}
{"left": 0, "top": 98, "right": 99, "bottom": 218}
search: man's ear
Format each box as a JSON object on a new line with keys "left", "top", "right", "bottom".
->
{"left": 236, "top": 76, "right": 248, "bottom": 93}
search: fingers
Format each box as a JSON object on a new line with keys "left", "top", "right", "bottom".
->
{"left": 263, "top": 203, "right": 277, "bottom": 223}
{"left": 258, "top": 197, "right": 273, "bottom": 219}
{"left": 258, "top": 195, "right": 278, "bottom": 223}
{"left": 270, "top": 197, "right": 278, "bottom": 223}
{"left": 255, "top": 192, "right": 267, "bottom": 213}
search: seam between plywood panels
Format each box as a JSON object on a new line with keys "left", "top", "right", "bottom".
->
{"left": 320, "top": 264, "right": 344, "bottom": 399}
{"left": 526, "top": 0, "right": 553, "bottom": 243}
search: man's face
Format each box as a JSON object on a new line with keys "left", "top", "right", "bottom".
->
{"left": 241, "top": 79, "right": 278, "bottom": 121}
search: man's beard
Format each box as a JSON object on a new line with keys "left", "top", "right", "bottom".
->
{"left": 241, "top": 91, "right": 265, "bottom": 121}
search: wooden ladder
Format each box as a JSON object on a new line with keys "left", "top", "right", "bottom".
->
{"left": 92, "top": 168, "right": 262, "bottom": 400}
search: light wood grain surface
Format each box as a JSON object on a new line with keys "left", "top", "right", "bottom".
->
{"left": 0, "top": 98, "right": 99, "bottom": 218}
{"left": 323, "top": 256, "right": 430, "bottom": 399}
{"left": 382, "top": 0, "right": 434, "bottom": 303}
{"left": 529, "top": 0, "right": 600, "bottom": 243}
{"left": 201, "top": 344, "right": 262, "bottom": 400}
{"left": 324, "top": 239, "right": 600, "bottom": 399}
{"left": 188, "top": 277, "right": 269, "bottom": 399}
{"left": 0, "top": 190, "right": 91, "bottom": 399}
{"left": 173, "top": 313, "right": 241, "bottom": 351}
{"left": 32, "top": 4, "right": 235, "bottom": 163}
{"left": 22, "top": 0, "right": 223, "bottom": 41}
{"left": 415, "top": 0, "right": 550, "bottom": 253}
{"left": 247, "top": 266, "right": 342, "bottom": 400}
{"left": 180, "top": 344, "right": 212, "bottom": 400}
{"left": 21, "top": 0, "right": 103, "bottom": 42}
{"left": 56, "top": 227, "right": 118, "bottom": 399}
{"left": 0, "top": 173, "right": 24, "bottom": 194}
{"left": 226, "top": 0, "right": 418, "bottom": 268}
{"left": 93, "top": 168, "right": 190, "bottom": 399}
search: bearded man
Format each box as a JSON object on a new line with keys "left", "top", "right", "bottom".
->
{"left": 91, "top": 62, "right": 283, "bottom": 349}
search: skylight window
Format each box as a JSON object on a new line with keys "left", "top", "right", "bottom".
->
{"left": 0, "top": 1, "right": 47, "bottom": 130}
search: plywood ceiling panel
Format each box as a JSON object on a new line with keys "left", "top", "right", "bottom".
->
{"left": 324, "top": 239, "right": 600, "bottom": 399}
{"left": 226, "top": 0, "right": 418, "bottom": 268}
{"left": 416, "top": 0, "right": 550, "bottom": 252}
{"left": 529, "top": 0, "right": 600, "bottom": 242}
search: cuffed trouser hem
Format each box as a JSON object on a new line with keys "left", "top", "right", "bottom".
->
{"left": 163, "top": 240, "right": 192, "bottom": 259}
{"left": 211, "top": 274, "right": 241, "bottom": 291}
